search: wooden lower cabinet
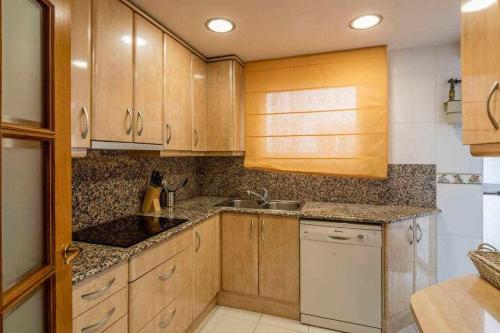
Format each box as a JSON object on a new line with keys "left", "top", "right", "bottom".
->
{"left": 192, "top": 215, "right": 220, "bottom": 319}
{"left": 220, "top": 213, "right": 299, "bottom": 319}
{"left": 104, "top": 315, "right": 128, "bottom": 333}
{"left": 129, "top": 248, "right": 192, "bottom": 332}
{"left": 73, "top": 287, "right": 128, "bottom": 333}
{"left": 414, "top": 215, "right": 437, "bottom": 292}
{"left": 259, "top": 216, "right": 299, "bottom": 302}
{"left": 139, "top": 291, "right": 191, "bottom": 333}
{"left": 221, "top": 213, "right": 259, "bottom": 295}
{"left": 383, "top": 216, "right": 437, "bottom": 333}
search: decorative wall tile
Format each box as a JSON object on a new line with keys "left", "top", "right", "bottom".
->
{"left": 436, "top": 173, "right": 482, "bottom": 184}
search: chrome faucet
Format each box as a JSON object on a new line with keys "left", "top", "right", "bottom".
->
{"left": 246, "top": 188, "right": 270, "bottom": 203}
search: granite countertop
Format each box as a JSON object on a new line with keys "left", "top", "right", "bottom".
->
{"left": 72, "top": 196, "right": 438, "bottom": 285}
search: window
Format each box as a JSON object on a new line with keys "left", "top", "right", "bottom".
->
{"left": 244, "top": 46, "right": 388, "bottom": 178}
{"left": 483, "top": 157, "right": 500, "bottom": 248}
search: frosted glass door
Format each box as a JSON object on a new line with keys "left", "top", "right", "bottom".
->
{"left": 1, "top": 139, "right": 45, "bottom": 290}
{"left": 1, "top": 0, "right": 46, "bottom": 126}
{"left": 3, "top": 286, "right": 46, "bottom": 333}
{"left": 0, "top": 0, "right": 67, "bottom": 330}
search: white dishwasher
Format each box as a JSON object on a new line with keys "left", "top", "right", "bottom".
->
{"left": 300, "top": 220, "right": 382, "bottom": 333}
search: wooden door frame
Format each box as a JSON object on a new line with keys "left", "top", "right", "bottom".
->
{"left": 0, "top": 0, "right": 72, "bottom": 331}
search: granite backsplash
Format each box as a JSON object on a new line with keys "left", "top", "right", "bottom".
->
{"left": 197, "top": 157, "right": 436, "bottom": 208}
{"left": 73, "top": 153, "right": 436, "bottom": 231}
{"left": 72, "top": 150, "right": 198, "bottom": 231}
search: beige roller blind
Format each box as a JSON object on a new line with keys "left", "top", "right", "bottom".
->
{"left": 244, "top": 46, "right": 388, "bottom": 178}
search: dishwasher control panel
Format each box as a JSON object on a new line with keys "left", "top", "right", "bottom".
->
{"left": 300, "top": 220, "right": 382, "bottom": 246}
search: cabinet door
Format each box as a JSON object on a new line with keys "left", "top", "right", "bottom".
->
{"left": 92, "top": 0, "right": 134, "bottom": 142}
{"left": 193, "top": 215, "right": 219, "bottom": 319}
{"left": 192, "top": 54, "right": 207, "bottom": 151}
{"left": 462, "top": 0, "right": 500, "bottom": 144}
{"left": 258, "top": 216, "right": 299, "bottom": 302}
{"left": 207, "top": 61, "right": 234, "bottom": 151}
{"left": 414, "top": 215, "right": 437, "bottom": 291}
{"left": 221, "top": 214, "right": 258, "bottom": 295}
{"left": 164, "top": 34, "right": 192, "bottom": 150}
{"left": 71, "top": 0, "right": 91, "bottom": 148}
{"left": 232, "top": 60, "right": 245, "bottom": 151}
{"left": 384, "top": 219, "right": 414, "bottom": 319}
{"left": 134, "top": 14, "right": 163, "bottom": 144}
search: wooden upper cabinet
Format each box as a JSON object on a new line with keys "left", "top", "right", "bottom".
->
{"left": 414, "top": 215, "right": 437, "bottom": 292}
{"left": 221, "top": 214, "right": 258, "bottom": 295}
{"left": 164, "top": 34, "right": 192, "bottom": 150}
{"left": 192, "top": 54, "right": 208, "bottom": 151}
{"left": 193, "top": 215, "right": 220, "bottom": 319}
{"left": 71, "top": 0, "right": 91, "bottom": 148}
{"left": 462, "top": 1, "right": 500, "bottom": 145}
{"left": 207, "top": 60, "right": 245, "bottom": 152}
{"left": 258, "top": 216, "right": 299, "bottom": 303}
{"left": 133, "top": 14, "right": 163, "bottom": 145}
{"left": 92, "top": 0, "right": 134, "bottom": 142}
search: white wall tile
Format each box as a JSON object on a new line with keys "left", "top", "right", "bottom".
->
{"left": 437, "top": 235, "right": 481, "bottom": 282}
{"left": 390, "top": 73, "right": 436, "bottom": 123}
{"left": 436, "top": 123, "right": 483, "bottom": 174}
{"left": 435, "top": 43, "right": 461, "bottom": 72}
{"left": 437, "top": 184, "right": 483, "bottom": 238}
{"left": 389, "top": 122, "right": 436, "bottom": 164}
{"left": 388, "top": 46, "right": 436, "bottom": 75}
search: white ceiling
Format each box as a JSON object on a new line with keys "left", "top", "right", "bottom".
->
{"left": 132, "top": 0, "right": 460, "bottom": 62}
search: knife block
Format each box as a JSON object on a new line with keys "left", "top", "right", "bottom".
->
{"left": 141, "top": 187, "right": 162, "bottom": 213}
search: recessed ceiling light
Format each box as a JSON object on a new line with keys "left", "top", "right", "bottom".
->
{"left": 205, "top": 18, "right": 235, "bottom": 33}
{"left": 461, "top": 0, "right": 496, "bottom": 12}
{"left": 349, "top": 14, "right": 383, "bottom": 30}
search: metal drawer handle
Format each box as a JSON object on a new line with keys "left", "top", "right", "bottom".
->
{"left": 195, "top": 231, "right": 201, "bottom": 252}
{"left": 158, "top": 265, "right": 176, "bottom": 281}
{"left": 81, "top": 106, "right": 89, "bottom": 139}
{"left": 416, "top": 223, "right": 423, "bottom": 243}
{"left": 165, "top": 124, "right": 172, "bottom": 144}
{"left": 487, "top": 81, "right": 499, "bottom": 129}
{"left": 81, "top": 307, "right": 115, "bottom": 333}
{"left": 408, "top": 225, "right": 415, "bottom": 245}
{"left": 261, "top": 220, "right": 265, "bottom": 241}
{"left": 125, "top": 108, "right": 133, "bottom": 135}
{"left": 137, "top": 111, "right": 144, "bottom": 136}
{"left": 81, "top": 278, "right": 116, "bottom": 301}
{"left": 158, "top": 308, "right": 176, "bottom": 329}
{"left": 194, "top": 129, "right": 198, "bottom": 146}
{"left": 250, "top": 219, "right": 255, "bottom": 239}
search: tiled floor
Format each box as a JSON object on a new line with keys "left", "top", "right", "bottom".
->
{"left": 194, "top": 306, "right": 418, "bottom": 333}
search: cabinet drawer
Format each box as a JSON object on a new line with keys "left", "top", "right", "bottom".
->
{"left": 103, "top": 315, "right": 127, "bottom": 333}
{"left": 139, "top": 291, "right": 191, "bottom": 333}
{"left": 129, "top": 229, "right": 192, "bottom": 281}
{"left": 73, "top": 287, "right": 128, "bottom": 333}
{"left": 129, "top": 248, "right": 192, "bottom": 332}
{"left": 73, "top": 262, "right": 128, "bottom": 318}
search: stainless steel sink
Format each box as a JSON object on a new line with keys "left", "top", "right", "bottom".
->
{"left": 216, "top": 199, "right": 262, "bottom": 209}
{"left": 217, "top": 198, "right": 302, "bottom": 211}
{"left": 261, "top": 200, "right": 302, "bottom": 211}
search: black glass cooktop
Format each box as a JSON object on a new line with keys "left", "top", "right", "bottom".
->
{"left": 73, "top": 215, "right": 188, "bottom": 248}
